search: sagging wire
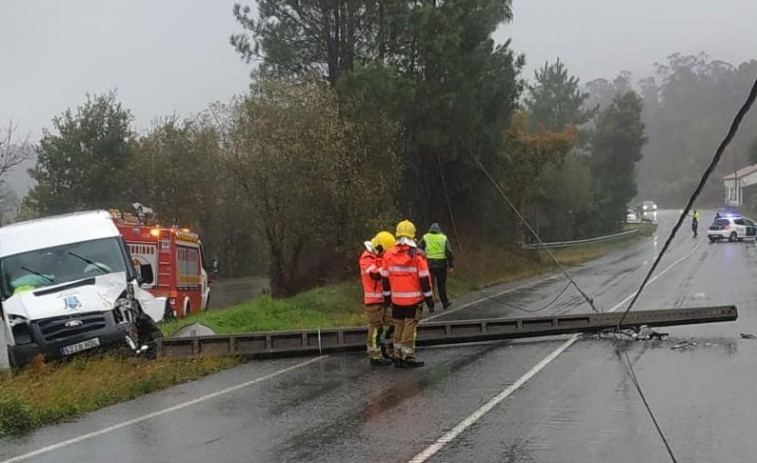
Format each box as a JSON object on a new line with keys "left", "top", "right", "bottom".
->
{"left": 489, "top": 281, "right": 572, "bottom": 314}
{"left": 616, "top": 75, "right": 757, "bottom": 328}
{"left": 457, "top": 137, "right": 600, "bottom": 314}
{"left": 622, "top": 349, "right": 679, "bottom": 463}
{"left": 437, "top": 151, "right": 464, "bottom": 251}
{"left": 611, "top": 75, "right": 757, "bottom": 463}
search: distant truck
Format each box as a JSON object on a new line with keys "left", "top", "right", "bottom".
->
{"left": 0, "top": 211, "right": 166, "bottom": 368}
{"left": 110, "top": 206, "right": 210, "bottom": 317}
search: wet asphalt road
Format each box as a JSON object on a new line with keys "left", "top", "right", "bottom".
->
{"left": 3, "top": 210, "right": 757, "bottom": 463}
{"left": 209, "top": 277, "right": 269, "bottom": 310}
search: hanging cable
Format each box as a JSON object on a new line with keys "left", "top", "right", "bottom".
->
{"left": 616, "top": 75, "right": 757, "bottom": 328}
{"left": 622, "top": 349, "right": 679, "bottom": 463}
{"left": 610, "top": 75, "right": 757, "bottom": 463}
{"left": 457, "top": 137, "right": 600, "bottom": 314}
{"left": 489, "top": 281, "right": 572, "bottom": 314}
{"left": 437, "top": 151, "right": 464, "bottom": 251}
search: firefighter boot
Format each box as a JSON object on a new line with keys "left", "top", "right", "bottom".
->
{"left": 370, "top": 356, "right": 393, "bottom": 367}
{"left": 403, "top": 356, "right": 425, "bottom": 368}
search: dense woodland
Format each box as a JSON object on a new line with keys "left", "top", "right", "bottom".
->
{"left": 3, "top": 2, "right": 753, "bottom": 297}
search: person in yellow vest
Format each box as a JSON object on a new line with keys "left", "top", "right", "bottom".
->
{"left": 419, "top": 222, "right": 454, "bottom": 310}
{"left": 691, "top": 209, "right": 700, "bottom": 238}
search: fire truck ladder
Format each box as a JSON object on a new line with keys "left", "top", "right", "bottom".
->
{"left": 158, "top": 305, "right": 737, "bottom": 359}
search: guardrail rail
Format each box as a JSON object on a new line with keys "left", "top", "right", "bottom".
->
{"left": 521, "top": 228, "right": 641, "bottom": 250}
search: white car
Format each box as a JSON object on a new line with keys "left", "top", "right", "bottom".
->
{"left": 626, "top": 210, "right": 639, "bottom": 223}
{"left": 707, "top": 216, "right": 757, "bottom": 242}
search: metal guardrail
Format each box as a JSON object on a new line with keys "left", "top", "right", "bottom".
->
{"left": 157, "top": 305, "right": 737, "bottom": 359}
{"left": 521, "top": 228, "right": 641, "bottom": 250}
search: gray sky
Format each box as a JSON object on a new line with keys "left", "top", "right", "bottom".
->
{"left": 1, "top": 0, "right": 756, "bottom": 142}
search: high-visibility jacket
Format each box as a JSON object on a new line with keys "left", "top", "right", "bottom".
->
{"left": 381, "top": 244, "right": 433, "bottom": 307}
{"left": 359, "top": 250, "right": 384, "bottom": 305}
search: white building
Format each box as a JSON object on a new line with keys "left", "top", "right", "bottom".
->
{"left": 723, "top": 165, "right": 757, "bottom": 207}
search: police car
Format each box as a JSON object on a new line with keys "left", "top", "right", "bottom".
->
{"left": 707, "top": 215, "right": 757, "bottom": 242}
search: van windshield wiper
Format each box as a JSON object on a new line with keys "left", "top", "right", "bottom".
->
{"left": 20, "top": 266, "right": 55, "bottom": 283}
{"left": 67, "top": 251, "right": 109, "bottom": 274}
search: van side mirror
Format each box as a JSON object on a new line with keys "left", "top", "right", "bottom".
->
{"left": 138, "top": 264, "right": 154, "bottom": 285}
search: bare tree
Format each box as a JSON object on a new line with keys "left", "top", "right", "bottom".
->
{"left": 0, "top": 119, "right": 33, "bottom": 188}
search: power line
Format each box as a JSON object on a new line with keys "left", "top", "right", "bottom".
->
{"left": 612, "top": 74, "right": 757, "bottom": 463}
{"left": 621, "top": 348, "right": 679, "bottom": 463}
{"left": 489, "top": 281, "right": 572, "bottom": 314}
{"left": 437, "top": 151, "right": 463, "bottom": 251}
{"left": 457, "top": 136, "right": 600, "bottom": 314}
{"left": 616, "top": 74, "right": 757, "bottom": 327}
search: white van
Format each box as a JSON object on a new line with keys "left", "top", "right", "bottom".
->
{"left": 0, "top": 211, "right": 166, "bottom": 368}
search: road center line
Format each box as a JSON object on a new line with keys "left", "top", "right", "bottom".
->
{"left": 1, "top": 356, "right": 328, "bottom": 463}
{"left": 407, "top": 241, "right": 700, "bottom": 463}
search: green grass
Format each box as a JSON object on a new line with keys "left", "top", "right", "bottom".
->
{"left": 161, "top": 282, "right": 366, "bottom": 336}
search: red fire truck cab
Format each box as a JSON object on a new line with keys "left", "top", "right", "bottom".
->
{"left": 110, "top": 209, "right": 210, "bottom": 318}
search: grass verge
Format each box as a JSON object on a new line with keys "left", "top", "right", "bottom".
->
{"left": 0, "top": 354, "right": 240, "bottom": 438}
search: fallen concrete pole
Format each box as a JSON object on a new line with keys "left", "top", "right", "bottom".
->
{"left": 157, "top": 305, "right": 738, "bottom": 359}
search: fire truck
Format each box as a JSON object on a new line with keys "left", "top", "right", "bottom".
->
{"left": 110, "top": 205, "right": 210, "bottom": 318}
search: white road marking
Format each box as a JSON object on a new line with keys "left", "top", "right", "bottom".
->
{"left": 0, "top": 356, "right": 328, "bottom": 463}
{"left": 407, "top": 334, "right": 579, "bottom": 463}
{"left": 607, "top": 242, "right": 700, "bottom": 314}
{"left": 407, "top": 242, "right": 701, "bottom": 463}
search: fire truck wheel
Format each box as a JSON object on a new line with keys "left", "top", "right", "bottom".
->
{"left": 163, "top": 300, "right": 175, "bottom": 320}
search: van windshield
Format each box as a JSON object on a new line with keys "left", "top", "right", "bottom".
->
{"left": 0, "top": 237, "right": 127, "bottom": 300}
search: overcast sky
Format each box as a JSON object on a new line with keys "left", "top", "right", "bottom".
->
{"left": 1, "top": 0, "right": 756, "bottom": 141}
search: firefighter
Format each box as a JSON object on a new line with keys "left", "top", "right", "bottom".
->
{"left": 419, "top": 222, "right": 454, "bottom": 310}
{"left": 381, "top": 220, "right": 434, "bottom": 368}
{"left": 360, "top": 231, "right": 396, "bottom": 367}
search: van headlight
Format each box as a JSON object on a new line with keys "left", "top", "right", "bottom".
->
{"left": 9, "top": 315, "right": 33, "bottom": 345}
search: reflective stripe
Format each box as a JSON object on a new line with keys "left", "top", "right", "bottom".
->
{"left": 393, "top": 291, "right": 423, "bottom": 298}
{"left": 418, "top": 270, "right": 430, "bottom": 277}
{"left": 364, "top": 292, "right": 384, "bottom": 298}
{"left": 422, "top": 291, "right": 433, "bottom": 297}
{"left": 389, "top": 266, "right": 418, "bottom": 273}
{"left": 380, "top": 269, "right": 389, "bottom": 277}
{"left": 382, "top": 291, "right": 391, "bottom": 296}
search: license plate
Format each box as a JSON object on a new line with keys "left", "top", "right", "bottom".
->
{"left": 60, "top": 338, "right": 101, "bottom": 356}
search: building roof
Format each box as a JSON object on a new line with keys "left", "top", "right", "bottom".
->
{"left": 0, "top": 210, "right": 120, "bottom": 257}
{"left": 723, "top": 164, "right": 757, "bottom": 180}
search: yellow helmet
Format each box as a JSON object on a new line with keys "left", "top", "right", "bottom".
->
{"left": 371, "top": 231, "right": 396, "bottom": 253}
{"left": 395, "top": 220, "right": 416, "bottom": 239}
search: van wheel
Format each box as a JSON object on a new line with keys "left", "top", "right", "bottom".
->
{"left": 729, "top": 232, "right": 738, "bottom": 242}
{"left": 6, "top": 346, "right": 19, "bottom": 369}
{"left": 137, "top": 314, "right": 164, "bottom": 359}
